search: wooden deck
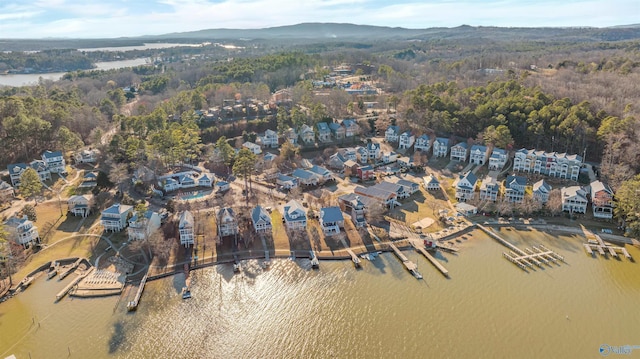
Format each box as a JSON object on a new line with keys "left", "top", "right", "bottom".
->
{"left": 413, "top": 244, "right": 449, "bottom": 277}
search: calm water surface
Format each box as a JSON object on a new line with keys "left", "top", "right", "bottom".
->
{"left": 1, "top": 229, "right": 639, "bottom": 359}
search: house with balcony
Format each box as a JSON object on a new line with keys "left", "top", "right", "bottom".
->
{"left": 178, "top": 210, "right": 195, "bottom": 247}
{"left": 242, "top": 141, "right": 262, "bottom": 155}
{"left": 259, "top": 129, "right": 279, "bottom": 148}
{"left": 342, "top": 119, "right": 359, "bottom": 137}
{"left": 513, "top": 148, "right": 582, "bottom": 181}
{"left": 251, "top": 206, "right": 273, "bottom": 233}
{"left": 414, "top": 134, "right": 431, "bottom": 152}
{"left": 338, "top": 193, "right": 367, "bottom": 227}
{"left": 377, "top": 181, "right": 409, "bottom": 199}
{"left": 73, "top": 148, "right": 100, "bottom": 164}
{"left": 100, "top": 203, "right": 133, "bottom": 232}
{"left": 340, "top": 147, "right": 358, "bottom": 162}
{"left": 395, "top": 179, "right": 420, "bottom": 196}
{"left": 276, "top": 174, "right": 298, "bottom": 189}
{"left": 309, "top": 165, "right": 333, "bottom": 183}
{"left": 7, "top": 161, "right": 52, "bottom": 187}
{"left": 329, "top": 122, "right": 346, "bottom": 140}
{"left": 450, "top": 142, "right": 469, "bottom": 162}
{"left": 399, "top": 131, "right": 415, "bottom": 150}
{"left": 42, "top": 150, "right": 66, "bottom": 174}
{"left": 317, "top": 122, "right": 332, "bottom": 142}
{"left": 79, "top": 172, "right": 98, "bottom": 188}
{"left": 128, "top": 210, "right": 162, "bottom": 241}
{"left": 217, "top": 207, "right": 239, "bottom": 241}
{"left": 423, "top": 174, "right": 441, "bottom": 190}
{"left": 589, "top": 180, "right": 614, "bottom": 219}
{"left": 453, "top": 172, "right": 478, "bottom": 201}
{"left": 5, "top": 215, "right": 40, "bottom": 248}
{"left": 67, "top": 194, "right": 93, "bottom": 217}
{"left": 382, "top": 151, "right": 398, "bottom": 164}
{"left": 0, "top": 181, "right": 15, "bottom": 202}
{"left": 479, "top": 176, "right": 500, "bottom": 202}
{"left": 561, "top": 186, "right": 588, "bottom": 214}
{"left": 532, "top": 179, "right": 552, "bottom": 204}
{"left": 319, "top": 206, "right": 344, "bottom": 236}
{"left": 292, "top": 168, "right": 321, "bottom": 186}
{"left": 504, "top": 175, "right": 527, "bottom": 203}
{"left": 354, "top": 186, "right": 399, "bottom": 208}
{"left": 197, "top": 173, "right": 214, "bottom": 187}
{"left": 366, "top": 142, "right": 381, "bottom": 162}
{"left": 432, "top": 138, "right": 450, "bottom": 158}
{"left": 285, "top": 127, "right": 298, "bottom": 145}
{"left": 385, "top": 125, "right": 400, "bottom": 143}
{"left": 357, "top": 165, "right": 375, "bottom": 181}
{"left": 469, "top": 145, "right": 489, "bottom": 165}
{"left": 488, "top": 148, "right": 508, "bottom": 170}
{"left": 397, "top": 156, "right": 415, "bottom": 169}
{"left": 283, "top": 200, "right": 307, "bottom": 230}
{"left": 300, "top": 124, "right": 315, "bottom": 144}
{"left": 328, "top": 152, "right": 346, "bottom": 169}
{"left": 356, "top": 147, "right": 369, "bottom": 164}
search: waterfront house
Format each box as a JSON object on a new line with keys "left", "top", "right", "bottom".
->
{"left": 357, "top": 165, "right": 375, "bottom": 181}
{"left": 450, "top": 142, "right": 469, "bottom": 162}
{"left": 309, "top": 165, "right": 333, "bottom": 183}
{"left": 217, "top": 207, "right": 239, "bottom": 239}
{"left": 79, "top": 172, "right": 98, "bottom": 188}
{"left": 395, "top": 179, "right": 420, "bottom": 196}
{"left": 178, "top": 211, "right": 195, "bottom": 247}
{"left": 67, "top": 194, "right": 93, "bottom": 217}
{"left": 385, "top": 125, "right": 400, "bottom": 143}
{"left": 366, "top": 142, "right": 381, "bottom": 161}
{"left": 100, "top": 203, "right": 133, "bottom": 232}
{"left": 259, "top": 129, "right": 279, "bottom": 148}
{"left": 513, "top": 148, "right": 582, "bottom": 181}
{"left": 377, "top": 180, "right": 409, "bottom": 199}
{"left": 5, "top": 215, "right": 39, "bottom": 248}
{"left": 469, "top": 145, "right": 489, "bottom": 165}
{"left": 251, "top": 206, "right": 273, "bottom": 233}
{"left": 128, "top": 210, "right": 161, "bottom": 241}
{"left": 73, "top": 148, "right": 100, "bottom": 164}
{"left": 285, "top": 127, "right": 298, "bottom": 145}
{"left": 504, "top": 175, "right": 527, "bottom": 203}
{"left": 488, "top": 148, "right": 508, "bottom": 170}
{"left": 292, "top": 168, "right": 320, "bottom": 186}
{"left": 422, "top": 174, "right": 440, "bottom": 190}
{"left": 337, "top": 194, "right": 367, "bottom": 227}
{"left": 317, "top": 122, "right": 332, "bottom": 142}
{"left": 354, "top": 186, "right": 399, "bottom": 208}
{"left": 399, "top": 131, "right": 415, "bottom": 150}
{"left": 300, "top": 124, "right": 315, "bottom": 144}
{"left": 453, "top": 172, "right": 478, "bottom": 201}
{"left": 455, "top": 202, "right": 478, "bottom": 216}
{"left": 479, "top": 176, "right": 500, "bottom": 202}
{"left": 342, "top": 119, "right": 359, "bottom": 137}
{"left": 283, "top": 200, "right": 307, "bottom": 230}
{"left": 319, "top": 206, "right": 344, "bottom": 236}
{"left": 42, "top": 150, "right": 66, "bottom": 174}
{"left": 589, "top": 180, "right": 614, "bottom": 219}
{"left": 561, "top": 186, "right": 588, "bottom": 214}
{"left": 414, "top": 134, "right": 431, "bottom": 152}
{"left": 242, "top": 141, "right": 262, "bottom": 155}
{"left": 532, "top": 179, "right": 552, "bottom": 204}
{"left": 432, "top": 138, "right": 450, "bottom": 158}
{"left": 215, "top": 180, "right": 230, "bottom": 193}
{"left": 0, "top": 180, "right": 15, "bottom": 202}
{"left": 276, "top": 174, "right": 298, "bottom": 190}
{"left": 329, "top": 122, "right": 345, "bottom": 140}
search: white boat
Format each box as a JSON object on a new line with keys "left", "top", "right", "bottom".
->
{"left": 233, "top": 263, "right": 241, "bottom": 273}
{"left": 181, "top": 287, "right": 191, "bottom": 299}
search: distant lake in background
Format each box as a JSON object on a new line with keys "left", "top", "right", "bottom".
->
{"left": 0, "top": 58, "right": 150, "bottom": 87}
{"left": 77, "top": 42, "right": 204, "bottom": 52}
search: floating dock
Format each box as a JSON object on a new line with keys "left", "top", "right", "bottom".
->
{"left": 583, "top": 234, "right": 633, "bottom": 260}
{"left": 56, "top": 267, "right": 94, "bottom": 301}
{"left": 388, "top": 242, "right": 422, "bottom": 279}
{"left": 478, "top": 224, "right": 565, "bottom": 271}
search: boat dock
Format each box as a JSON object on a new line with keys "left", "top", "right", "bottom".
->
{"left": 435, "top": 243, "right": 459, "bottom": 253}
{"left": 309, "top": 251, "right": 319, "bottom": 269}
{"left": 56, "top": 267, "right": 94, "bottom": 301}
{"left": 127, "top": 270, "right": 148, "bottom": 311}
{"left": 478, "top": 224, "right": 565, "bottom": 271}
{"left": 345, "top": 248, "right": 361, "bottom": 268}
{"left": 58, "top": 258, "right": 83, "bottom": 280}
{"left": 583, "top": 234, "right": 633, "bottom": 260}
{"left": 388, "top": 242, "right": 422, "bottom": 279}
{"left": 412, "top": 243, "right": 449, "bottom": 277}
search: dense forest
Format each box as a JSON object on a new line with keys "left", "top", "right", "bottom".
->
{"left": 1, "top": 24, "right": 640, "bottom": 233}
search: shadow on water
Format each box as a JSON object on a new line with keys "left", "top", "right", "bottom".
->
{"left": 216, "top": 263, "right": 236, "bottom": 283}
{"left": 108, "top": 322, "right": 126, "bottom": 354}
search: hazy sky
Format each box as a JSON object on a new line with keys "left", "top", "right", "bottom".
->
{"left": 1, "top": 0, "right": 637, "bottom": 38}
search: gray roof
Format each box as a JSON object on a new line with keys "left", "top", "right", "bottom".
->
{"left": 309, "top": 165, "right": 330, "bottom": 176}
{"left": 457, "top": 172, "right": 478, "bottom": 188}
{"left": 377, "top": 181, "right": 404, "bottom": 194}
{"left": 252, "top": 206, "right": 271, "bottom": 225}
{"left": 7, "top": 163, "right": 27, "bottom": 176}
{"left": 321, "top": 206, "right": 343, "bottom": 223}
{"left": 434, "top": 137, "right": 449, "bottom": 146}
{"left": 217, "top": 207, "right": 236, "bottom": 220}
{"left": 387, "top": 125, "right": 400, "bottom": 134}
{"left": 42, "top": 150, "right": 63, "bottom": 159}
{"left": 102, "top": 203, "right": 133, "bottom": 215}
{"left": 283, "top": 200, "right": 306, "bottom": 222}
{"left": 423, "top": 175, "right": 440, "bottom": 185}
{"left": 533, "top": 179, "right": 551, "bottom": 192}
{"left": 355, "top": 186, "right": 395, "bottom": 200}
{"left": 470, "top": 144, "right": 487, "bottom": 153}
{"left": 505, "top": 175, "right": 527, "bottom": 189}
{"left": 0, "top": 180, "right": 13, "bottom": 191}
{"left": 396, "top": 179, "right": 418, "bottom": 188}
{"left": 317, "top": 122, "right": 330, "bottom": 132}
{"left": 590, "top": 180, "right": 612, "bottom": 195}
{"left": 292, "top": 168, "right": 317, "bottom": 180}
{"left": 453, "top": 142, "right": 468, "bottom": 149}
{"left": 179, "top": 211, "right": 194, "bottom": 228}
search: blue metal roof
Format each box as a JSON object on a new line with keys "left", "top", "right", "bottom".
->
{"left": 321, "top": 206, "right": 343, "bottom": 223}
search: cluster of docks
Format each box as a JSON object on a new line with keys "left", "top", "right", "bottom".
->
{"left": 584, "top": 234, "right": 633, "bottom": 260}
{"left": 477, "top": 224, "right": 566, "bottom": 271}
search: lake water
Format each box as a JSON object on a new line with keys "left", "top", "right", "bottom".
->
{"left": 1, "top": 228, "right": 639, "bottom": 358}
{"left": 77, "top": 43, "right": 204, "bottom": 52}
{"left": 0, "top": 58, "right": 150, "bottom": 87}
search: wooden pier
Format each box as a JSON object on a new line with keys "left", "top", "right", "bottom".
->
{"left": 56, "top": 267, "right": 94, "bottom": 301}
{"left": 58, "top": 258, "right": 83, "bottom": 280}
{"left": 309, "top": 251, "right": 319, "bottom": 269}
{"left": 388, "top": 242, "right": 422, "bottom": 279}
{"left": 412, "top": 243, "right": 449, "bottom": 277}
{"left": 345, "top": 248, "right": 361, "bottom": 268}
{"left": 127, "top": 270, "right": 148, "bottom": 311}
{"left": 583, "top": 234, "right": 633, "bottom": 260}
{"left": 478, "top": 224, "right": 565, "bottom": 271}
